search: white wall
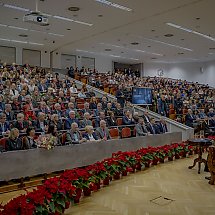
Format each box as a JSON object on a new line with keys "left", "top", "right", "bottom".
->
{"left": 144, "top": 61, "right": 215, "bottom": 87}
{"left": 95, "top": 56, "right": 113, "bottom": 73}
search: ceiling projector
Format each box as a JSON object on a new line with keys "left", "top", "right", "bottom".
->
{"left": 23, "top": 12, "right": 49, "bottom": 26}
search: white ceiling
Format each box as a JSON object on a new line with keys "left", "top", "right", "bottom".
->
{"left": 0, "top": 0, "right": 215, "bottom": 63}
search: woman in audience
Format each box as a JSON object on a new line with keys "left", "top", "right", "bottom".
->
{"left": 46, "top": 124, "right": 61, "bottom": 146}
{"left": 5, "top": 128, "right": 22, "bottom": 151}
{"left": 89, "top": 96, "right": 98, "bottom": 109}
{"left": 22, "top": 127, "right": 37, "bottom": 149}
{"left": 49, "top": 114, "right": 64, "bottom": 131}
{"left": 106, "top": 111, "right": 117, "bottom": 127}
{"left": 69, "top": 83, "right": 78, "bottom": 94}
{"left": 82, "top": 125, "right": 100, "bottom": 142}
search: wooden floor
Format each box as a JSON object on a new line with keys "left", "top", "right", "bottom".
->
{"left": 1, "top": 155, "right": 215, "bottom": 215}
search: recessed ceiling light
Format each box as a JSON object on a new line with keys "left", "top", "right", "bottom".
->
{"left": 68, "top": 7, "right": 80, "bottom": 12}
{"left": 131, "top": 42, "right": 139, "bottom": 45}
{"left": 181, "top": 38, "right": 185, "bottom": 40}
{"left": 196, "top": 17, "right": 200, "bottom": 20}
{"left": 151, "top": 30, "right": 155, "bottom": 32}
{"left": 18, "top": 34, "right": 28, "bottom": 37}
{"left": 164, "top": 33, "right": 174, "bottom": 37}
{"left": 98, "top": 14, "right": 103, "bottom": 17}
{"left": 13, "top": 17, "right": 19, "bottom": 20}
{"left": 67, "top": 28, "right": 71, "bottom": 30}
{"left": 209, "top": 47, "right": 215, "bottom": 50}
{"left": 95, "top": 0, "right": 132, "bottom": 12}
{"left": 73, "top": 14, "right": 78, "bottom": 17}
{"left": 105, "top": 48, "right": 112, "bottom": 51}
{"left": 148, "top": 45, "right": 151, "bottom": 48}
{"left": 178, "top": 52, "right": 184, "bottom": 55}
{"left": 121, "top": 51, "right": 124, "bottom": 53}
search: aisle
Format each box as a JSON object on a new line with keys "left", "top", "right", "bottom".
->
{"left": 66, "top": 156, "right": 215, "bottom": 215}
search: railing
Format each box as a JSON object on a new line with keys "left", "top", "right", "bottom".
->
{"left": 57, "top": 71, "right": 194, "bottom": 141}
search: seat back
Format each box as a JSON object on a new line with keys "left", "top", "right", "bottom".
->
{"left": 121, "top": 127, "right": 131, "bottom": 138}
{"left": 109, "top": 128, "right": 119, "bottom": 139}
{"left": 116, "top": 118, "right": 123, "bottom": 126}
{"left": 0, "top": 137, "right": 7, "bottom": 150}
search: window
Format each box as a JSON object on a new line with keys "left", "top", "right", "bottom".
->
{"left": 0, "top": 46, "right": 16, "bottom": 64}
{"left": 22, "top": 49, "right": 41, "bottom": 66}
{"left": 61, "top": 54, "right": 76, "bottom": 69}
{"left": 81, "top": 56, "right": 95, "bottom": 70}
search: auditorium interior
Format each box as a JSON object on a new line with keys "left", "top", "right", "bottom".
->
{"left": 0, "top": 0, "right": 215, "bottom": 215}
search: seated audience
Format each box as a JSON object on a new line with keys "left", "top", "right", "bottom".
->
{"left": 80, "top": 112, "right": 92, "bottom": 128}
{"left": 158, "top": 118, "right": 168, "bottom": 133}
{"left": 65, "top": 110, "right": 79, "bottom": 129}
{"left": 147, "top": 118, "right": 160, "bottom": 134}
{"left": 0, "top": 113, "right": 10, "bottom": 136}
{"left": 33, "top": 112, "right": 48, "bottom": 133}
{"left": 96, "top": 120, "right": 111, "bottom": 140}
{"left": 185, "top": 109, "right": 197, "bottom": 128}
{"left": 106, "top": 111, "right": 117, "bottom": 127}
{"left": 135, "top": 117, "right": 150, "bottom": 136}
{"left": 13, "top": 113, "right": 30, "bottom": 133}
{"left": 82, "top": 125, "right": 100, "bottom": 142}
{"left": 66, "top": 122, "right": 87, "bottom": 144}
{"left": 4, "top": 104, "right": 15, "bottom": 121}
{"left": 5, "top": 128, "right": 22, "bottom": 151}
{"left": 49, "top": 114, "right": 64, "bottom": 131}
{"left": 22, "top": 127, "right": 37, "bottom": 149}
{"left": 122, "top": 110, "right": 135, "bottom": 125}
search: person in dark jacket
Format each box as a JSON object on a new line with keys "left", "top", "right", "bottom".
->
{"left": 5, "top": 128, "right": 22, "bottom": 151}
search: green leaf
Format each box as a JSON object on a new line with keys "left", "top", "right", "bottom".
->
{"left": 49, "top": 201, "right": 55, "bottom": 213}
{"left": 57, "top": 198, "right": 66, "bottom": 208}
{"left": 36, "top": 205, "right": 43, "bottom": 213}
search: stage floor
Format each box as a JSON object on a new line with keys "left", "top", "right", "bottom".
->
{"left": 1, "top": 155, "right": 215, "bottom": 215}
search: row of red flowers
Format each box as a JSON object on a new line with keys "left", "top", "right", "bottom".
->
{"left": 0, "top": 142, "right": 195, "bottom": 215}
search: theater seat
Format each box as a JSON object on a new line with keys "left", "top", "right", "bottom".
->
{"left": 0, "top": 137, "right": 7, "bottom": 150}
{"left": 109, "top": 128, "right": 120, "bottom": 139}
{"left": 121, "top": 127, "right": 131, "bottom": 138}
{"left": 77, "top": 103, "right": 85, "bottom": 109}
{"left": 61, "top": 133, "right": 67, "bottom": 145}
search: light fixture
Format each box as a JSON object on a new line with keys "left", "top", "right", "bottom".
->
{"left": 0, "top": 23, "right": 64, "bottom": 37}
{"left": 48, "top": 32, "right": 64, "bottom": 37}
{"left": 166, "top": 22, "right": 215, "bottom": 42}
{"left": 95, "top": 0, "right": 132, "bottom": 12}
{"left": 3, "top": 4, "right": 30, "bottom": 12}
{"left": 53, "top": 15, "right": 93, "bottom": 26}
{"left": 76, "top": 49, "right": 139, "bottom": 61}
{"left": 0, "top": 37, "right": 44, "bottom": 45}
{"left": 144, "top": 38, "right": 193, "bottom": 51}
{"left": 8, "top": 25, "right": 28, "bottom": 31}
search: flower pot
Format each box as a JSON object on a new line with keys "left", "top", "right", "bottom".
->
{"left": 83, "top": 187, "right": 91, "bottom": 196}
{"left": 152, "top": 159, "right": 158, "bottom": 165}
{"left": 96, "top": 181, "right": 101, "bottom": 190}
{"left": 65, "top": 201, "right": 70, "bottom": 209}
{"left": 160, "top": 158, "right": 165, "bottom": 163}
{"left": 136, "top": 163, "right": 142, "bottom": 171}
{"left": 103, "top": 177, "right": 110, "bottom": 186}
{"left": 74, "top": 197, "right": 80, "bottom": 204}
{"left": 144, "top": 161, "right": 150, "bottom": 168}
{"left": 168, "top": 156, "right": 173, "bottom": 161}
{"left": 113, "top": 172, "right": 121, "bottom": 180}
{"left": 122, "top": 170, "right": 128, "bottom": 176}
{"left": 175, "top": 154, "right": 180, "bottom": 159}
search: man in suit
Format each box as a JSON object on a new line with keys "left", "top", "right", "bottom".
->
{"left": 66, "top": 122, "right": 87, "bottom": 144}
{"left": 135, "top": 117, "right": 150, "bottom": 136}
{"left": 147, "top": 118, "right": 160, "bottom": 135}
{"left": 52, "top": 103, "right": 63, "bottom": 119}
{"left": 208, "top": 108, "right": 215, "bottom": 127}
{"left": 13, "top": 113, "right": 30, "bottom": 133}
{"left": 96, "top": 120, "right": 111, "bottom": 140}
{"left": 4, "top": 104, "right": 15, "bottom": 121}
{"left": 158, "top": 118, "right": 168, "bottom": 133}
{"left": 93, "top": 103, "right": 103, "bottom": 117}
{"left": 114, "top": 102, "right": 124, "bottom": 117}
{"left": 142, "top": 110, "right": 151, "bottom": 124}
{"left": 95, "top": 111, "right": 108, "bottom": 128}
{"left": 115, "top": 85, "right": 125, "bottom": 108}
{"left": 80, "top": 112, "right": 92, "bottom": 128}
{"left": 65, "top": 110, "right": 79, "bottom": 129}
{"left": 81, "top": 102, "right": 93, "bottom": 115}
{"left": 33, "top": 112, "right": 48, "bottom": 133}
{"left": 185, "top": 109, "right": 196, "bottom": 128}
{"left": 122, "top": 110, "right": 135, "bottom": 125}
{"left": 0, "top": 113, "right": 10, "bottom": 136}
